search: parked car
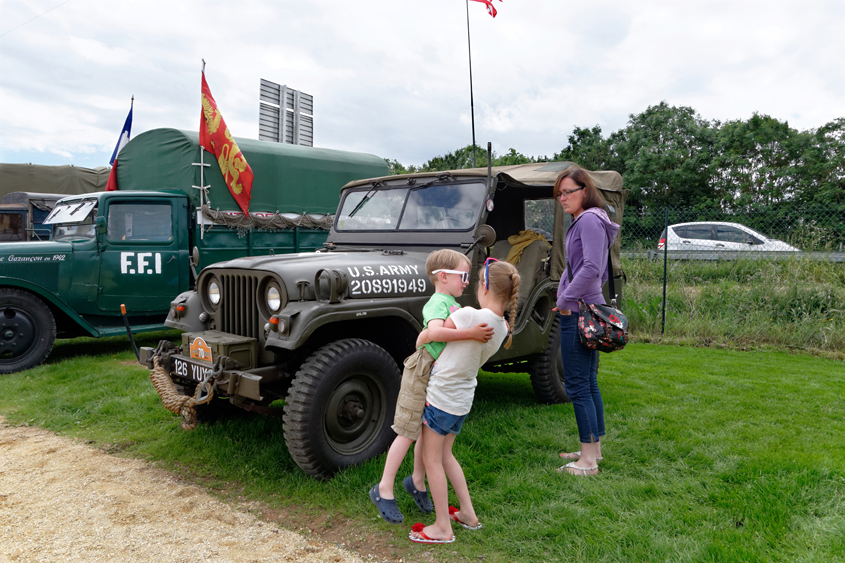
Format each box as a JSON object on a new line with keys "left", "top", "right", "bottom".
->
{"left": 658, "top": 222, "right": 799, "bottom": 252}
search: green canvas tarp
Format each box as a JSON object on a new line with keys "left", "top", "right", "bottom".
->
{"left": 116, "top": 128, "right": 388, "bottom": 216}
{"left": 0, "top": 164, "right": 110, "bottom": 200}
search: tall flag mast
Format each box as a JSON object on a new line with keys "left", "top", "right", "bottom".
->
{"left": 105, "top": 96, "right": 133, "bottom": 191}
{"left": 466, "top": 0, "right": 501, "bottom": 168}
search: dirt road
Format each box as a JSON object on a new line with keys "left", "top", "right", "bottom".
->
{"left": 0, "top": 419, "right": 366, "bottom": 563}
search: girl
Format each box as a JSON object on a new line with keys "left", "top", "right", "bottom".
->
{"left": 409, "top": 259, "right": 520, "bottom": 544}
{"left": 553, "top": 166, "right": 620, "bottom": 477}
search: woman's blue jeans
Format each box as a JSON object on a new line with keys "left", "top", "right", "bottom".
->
{"left": 559, "top": 313, "right": 604, "bottom": 444}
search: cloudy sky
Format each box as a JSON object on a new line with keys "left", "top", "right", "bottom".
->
{"left": 1, "top": 0, "right": 843, "bottom": 169}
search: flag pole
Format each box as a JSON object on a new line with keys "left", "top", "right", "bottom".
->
{"left": 465, "top": 0, "right": 477, "bottom": 168}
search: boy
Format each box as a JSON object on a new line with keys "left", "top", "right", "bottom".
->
{"left": 369, "top": 249, "right": 493, "bottom": 524}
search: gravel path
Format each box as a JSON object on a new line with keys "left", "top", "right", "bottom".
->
{"left": 0, "top": 419, "right": 365, "bottom": 563}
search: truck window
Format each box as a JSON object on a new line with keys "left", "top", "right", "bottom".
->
{"left": 0, "top": 212, "right": 25, "bottom": 241}
{"left": 524, "top": 199, "right": 555, "bottom": 239}
{"left": 107, "top": 203, "right": 173, "bottom": 242}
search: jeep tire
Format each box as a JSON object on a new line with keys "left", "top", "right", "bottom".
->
{"left": 527, "top": 315, "right": 570, "bottom": 404}
{"left": 283, "top": 339, "right": 400, "bottom": 479}
{"left": 0, "top": 289, "right": 56, "bottom": 374}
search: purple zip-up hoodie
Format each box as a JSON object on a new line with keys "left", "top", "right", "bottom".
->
{"left": 556, "top": 207, "right": 620, "bottom": 311}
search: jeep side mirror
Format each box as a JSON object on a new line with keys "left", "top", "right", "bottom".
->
{"left": 474, "top": 225, "right": 496, "bottom": 248}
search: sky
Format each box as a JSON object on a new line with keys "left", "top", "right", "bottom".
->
{"left": 1, "top": 0, "right": 844, "bottom": 170}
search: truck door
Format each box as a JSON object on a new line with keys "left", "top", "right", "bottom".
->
{"left": 97, "top": 199, "right": 186, "bottom": 314}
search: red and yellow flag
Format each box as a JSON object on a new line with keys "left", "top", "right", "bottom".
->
{"left": 200, "top": 72, "right": 254, "bottom": 215}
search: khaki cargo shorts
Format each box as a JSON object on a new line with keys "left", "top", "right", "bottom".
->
{"left": 391, "top": 347, "right": 435, "bottom": 440}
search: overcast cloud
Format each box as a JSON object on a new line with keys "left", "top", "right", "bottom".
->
{"left": 1, "top": 0, "right": 843, "bottom": 169}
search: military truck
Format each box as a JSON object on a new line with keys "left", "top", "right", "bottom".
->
{"left": 0, "top": 128, "right": 388, "bottom": 374}
{"left": 0, "top": 192, "right": 64, "bottom": 242}
{"left": 143, "top": 159, "right": 627, "bottom": 479}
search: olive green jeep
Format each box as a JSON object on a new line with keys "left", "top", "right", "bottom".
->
{"left": 142, "top": 161, "right": 627, "bottom": 479}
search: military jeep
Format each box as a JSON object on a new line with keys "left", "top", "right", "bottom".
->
{"left": 143, "top": 161, "right": 627, "bottom": 479}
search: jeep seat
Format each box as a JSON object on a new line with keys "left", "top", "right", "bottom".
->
{"left": 490, "top": 235, "right": 550, "bottom": 318}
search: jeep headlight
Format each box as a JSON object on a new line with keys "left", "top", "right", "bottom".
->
{"left": 208, "top": 278, "right": 221, "bottom": 307}
{"left": 267, "top": 285, "right": 282, "bottom": 312}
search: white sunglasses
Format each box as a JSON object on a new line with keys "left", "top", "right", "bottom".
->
{"left": 432, "top": 269, "right": 470, "bottom": 283}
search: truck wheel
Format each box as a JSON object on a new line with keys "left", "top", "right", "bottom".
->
{"left": 0, "top": 289, "right": 57, "bottom": 374}
{"left": 283, "top": 339, "right": 400, "bottom": 480}
{"left": 527, "top": 315, "right": 570, "bottom": 404}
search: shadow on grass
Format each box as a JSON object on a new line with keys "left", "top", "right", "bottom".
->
{"left": 47, "top": 330, "right": 182, "bottom": 365}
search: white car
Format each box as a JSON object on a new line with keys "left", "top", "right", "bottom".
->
{"left": 658, "top": 222, "right": 799, "bottom": 252}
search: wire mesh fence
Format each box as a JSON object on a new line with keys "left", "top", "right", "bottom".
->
{"left": 619, "top": 206, "right": 845, "bottom": 354}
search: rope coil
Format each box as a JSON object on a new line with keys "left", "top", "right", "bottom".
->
{"left": 149, "top": 356, "right": 214, "bottom": 431}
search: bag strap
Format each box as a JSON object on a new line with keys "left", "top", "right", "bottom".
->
{"left": 567, "top": 248, "right": 617, "bottom": 306}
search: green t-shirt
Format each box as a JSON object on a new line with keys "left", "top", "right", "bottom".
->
{"left": 421, "top": 292, "right": 461, "bottom": 360}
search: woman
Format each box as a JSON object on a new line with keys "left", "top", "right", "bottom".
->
{"left": 553, "top": 166, "right": 620, "bottom": 476}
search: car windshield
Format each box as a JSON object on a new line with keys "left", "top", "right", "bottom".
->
{"left": 46, "top": 201, "right": 98, "bottom": 241}
{"left": 335, "top": 181, "right": 486, "bottom": 231}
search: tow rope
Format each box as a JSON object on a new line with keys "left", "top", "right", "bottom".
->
{"left": 149, "top": 355, "right": 214, "bottom": 431}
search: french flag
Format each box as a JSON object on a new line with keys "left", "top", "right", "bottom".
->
{"left": 109, "top": 98, "right": 133, "bottom": 166}
{"left": 106, "top": 98, "right": 133, "bottom": 191}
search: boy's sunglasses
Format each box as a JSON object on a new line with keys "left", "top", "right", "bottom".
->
{"left": 483, "top": 257, "right": 499, "bottom": 290}
{"left": 432, "top": 269, "right": 469, "bottom": 283}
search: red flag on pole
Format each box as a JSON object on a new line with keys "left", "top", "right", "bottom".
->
{"left": 199, "top": 71, "right": 254, "bottom": 215}
{"left": 469, "top": 0, "right": 501, "bottom": 18}
{"left": 105, "top": 159, "right": 118, "bottom": 191}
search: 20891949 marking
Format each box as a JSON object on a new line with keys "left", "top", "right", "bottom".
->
{"left": 141, "top": 162, "right": 628, "bottom": 479}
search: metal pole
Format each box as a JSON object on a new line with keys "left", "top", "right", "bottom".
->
{"left": 465, "top": 0, "right": 477, "bottom": 168}
{"left": 661, "top": 207, "right": 669, "bottom": 335}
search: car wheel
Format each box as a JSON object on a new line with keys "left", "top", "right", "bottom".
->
{"left": 283, "top": 339, "right": 400, "bottom": 480}
{"left": 0, "top": 289, "right": 56, "bottom": 374}
{"left": 527, "top": 315, "right": 570, "bottom": 404}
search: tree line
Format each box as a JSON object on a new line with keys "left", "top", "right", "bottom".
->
{"left": 386, "top": 102, "right": 845, "bottom": 214}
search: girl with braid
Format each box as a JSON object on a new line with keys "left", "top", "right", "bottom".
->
{"left": 408, "top": 258, "right": 520, "bottom": 544}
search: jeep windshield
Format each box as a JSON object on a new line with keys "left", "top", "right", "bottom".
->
{"left": 335, "top": 181, "right": 486, "bottom": 231}
{"left": 44, "top": 200, "right": 98, "bottom": 241}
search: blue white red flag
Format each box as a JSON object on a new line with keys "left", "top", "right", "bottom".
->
{"left": 109, "top": 98, "right": 133, "bottom": 166}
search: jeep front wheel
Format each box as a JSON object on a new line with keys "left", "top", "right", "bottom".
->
{"left": 283, "top": 339, "right": 400, "bottom": 479}
{"left": 0, "top": 289, "right": 56, "bottom": 374}
{"left": 527, "top": 315, "right": 570, "bottom": 404}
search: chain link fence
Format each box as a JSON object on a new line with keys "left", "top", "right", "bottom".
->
{"left": 619, "top": 206, "right": 845, "bottom": 354}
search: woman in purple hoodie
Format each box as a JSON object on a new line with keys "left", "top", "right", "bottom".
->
{"left": 553, "top": 166, "right": 620, "bottom": 476}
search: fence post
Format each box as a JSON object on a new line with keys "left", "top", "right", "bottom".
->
{"left": 661, "top": 207, "right": 668, "bottom": 335}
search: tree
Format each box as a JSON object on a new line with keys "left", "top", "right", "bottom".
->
{"left": 553, "top": 125, "right": 619, "bottom": 172}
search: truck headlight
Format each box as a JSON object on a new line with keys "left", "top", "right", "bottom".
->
{"left": 267, "top": 285, "right": 282, "bottom": 312}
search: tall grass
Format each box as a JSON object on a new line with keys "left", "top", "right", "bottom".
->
{"left": 623, "top": 255, "right": 845, "bottom": 355}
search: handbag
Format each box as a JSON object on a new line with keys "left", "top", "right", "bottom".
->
{"left": 567, "top": 249, "right": 629, "bottom": 353}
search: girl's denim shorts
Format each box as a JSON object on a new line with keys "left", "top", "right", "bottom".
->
{"left": 422, "top": 402, "right": 468, "bottom": 436}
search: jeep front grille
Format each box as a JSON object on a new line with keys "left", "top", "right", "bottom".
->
{"left": 220, "top": 273, "right": 260, "bottom": 340}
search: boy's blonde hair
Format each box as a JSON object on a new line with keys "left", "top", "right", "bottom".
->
{"left": 480, "top": 261, "right": 521, "bottom": 349}
{"left": 426, "top": 249, "right": 471, "bottom": 284}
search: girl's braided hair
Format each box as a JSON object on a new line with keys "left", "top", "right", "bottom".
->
{"left": 482, "top": 261, "right": 520, "bottom": 349}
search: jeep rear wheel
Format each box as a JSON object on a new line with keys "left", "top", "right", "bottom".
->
{"left": 527, "top": 315, "right": 570, "bottom": 404}
{"left": 0, "top": 289, "right": 56, "bottom": 374}
{"left": 283, "top": 339, "right": 400, "bottom": 479}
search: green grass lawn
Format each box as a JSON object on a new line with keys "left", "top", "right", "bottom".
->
{"left": 1, "top": 334, "right": 843, "bottom": 562}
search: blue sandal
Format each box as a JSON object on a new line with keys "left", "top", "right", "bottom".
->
{"left": 369, "top": 485, "right": 404, "bottom": 524}
{"left": 403, "top": 475, "right": 434, "bottom": 513}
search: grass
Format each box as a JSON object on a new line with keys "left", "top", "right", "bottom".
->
{"left": 1, "top": 334, "right": 844, "bottom": 562}
{"left": 623, "top": 255, "right": 845, "bottom": 356}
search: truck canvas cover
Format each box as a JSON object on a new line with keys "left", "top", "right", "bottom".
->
{"left": 116, "top": 128, "right": 388, "bottom": 218}
{"left": 0, "top": 164, "right": 110, "bottom": 200}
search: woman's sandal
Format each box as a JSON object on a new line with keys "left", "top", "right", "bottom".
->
{"left": 559, "top": 451, "right": 603, "bottom": 462}
{"left": 557, "top": 461, "right": 598, "bottom": 476}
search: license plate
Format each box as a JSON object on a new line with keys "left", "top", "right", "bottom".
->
{"left": 173, "top": 356, "right": 214, "bottom": 383}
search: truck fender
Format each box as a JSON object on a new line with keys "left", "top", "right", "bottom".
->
{"left": 0, "top": 278, "right": 99, "bottom": 337}
{"left": 164, "top": 290, "right": 207, "bottom": 333}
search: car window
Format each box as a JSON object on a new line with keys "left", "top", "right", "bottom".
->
{"left": 715, "top": 226, "right": 746, "bottom": 243}
{"left": 107, "top": 202, "right": 173, "bottom": 242}
{"left": 678, "top": 225, "right": 714, "bottom": 240}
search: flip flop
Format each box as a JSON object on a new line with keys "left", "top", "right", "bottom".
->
{"left": 403, "top": 475, "right": 434, "bottom": 513}
{"left": 409, "top": 522, "right": 455, "bottom": 544}
{"left": 369, "top": 485, "right": 404, "bottom": 524}
{"left": 559, "top": 451, "right": 603, "bottom": 462}
{"left": 558, "top": 461, "right": 598, "bottom": 476}
{"left": 449, "top": 505, "right": 482, "bottom": 530}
